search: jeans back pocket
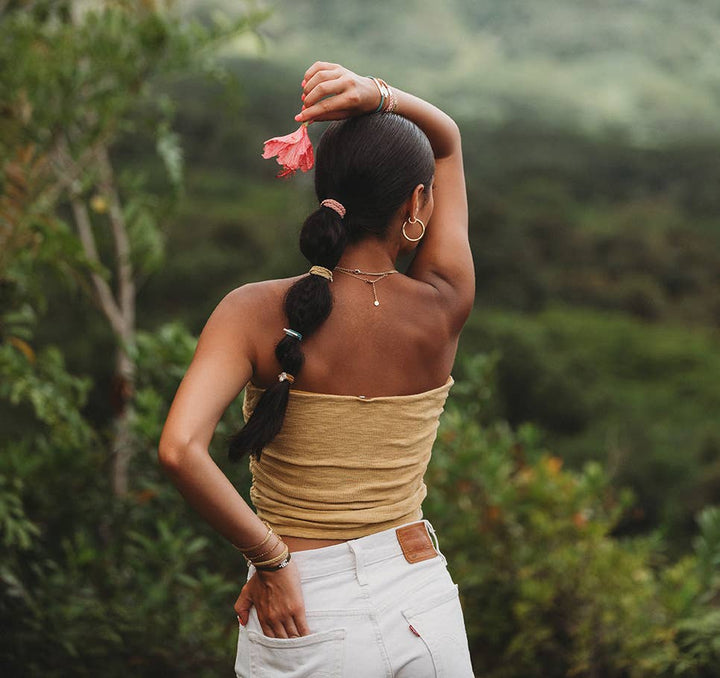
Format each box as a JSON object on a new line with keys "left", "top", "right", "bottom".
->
{"left": 245, "top": 628, "right": 345, "bottom": 678}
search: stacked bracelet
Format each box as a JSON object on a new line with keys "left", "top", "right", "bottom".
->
{"left": 367, "top": 76, "right": 397, "bottom": 114}
{"left": 383, "top": 81, "right": 398, "bottom": 114}
{"left": 233, "top": 523, "right": 292, "bottom": 572}
{"left": 368, "top": 76, "right": 392, "bottom": 113}
{"left": 245, "top": 537, "right": 282, "bottom": 561}
{"left": 253, "top": 544, "right": 291, "bottom": 571}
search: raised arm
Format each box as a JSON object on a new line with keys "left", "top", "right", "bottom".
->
{"left": 297, "top": 62, "right": 475, "bottom": 328}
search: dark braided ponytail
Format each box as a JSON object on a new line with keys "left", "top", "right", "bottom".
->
{"left": 229, "top": 113, "right": 434, "bottom": 460}
{"left": 228, "top": 205, "right": 346, "bottom": 460}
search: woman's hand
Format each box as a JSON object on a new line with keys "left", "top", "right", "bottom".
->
{"left": 295, "top": 61, "right": 381, "bottom": 124}
{"left": 234, "top": 560, "right": 311, "bottom": 638}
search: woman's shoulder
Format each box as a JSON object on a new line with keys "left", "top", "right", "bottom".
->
{"left": 219, "top": 276, "right": 303, "bottom": 311}
{"left": 203, "top": 277, "right": 302, "bottom": 342}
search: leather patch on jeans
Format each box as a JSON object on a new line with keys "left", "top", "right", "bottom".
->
{"left": 396, "top": 523, "right": 437, "bottom": 564}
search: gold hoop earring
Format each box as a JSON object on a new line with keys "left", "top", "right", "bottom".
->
{"left": 402, "top": 216, "right": 425, "bottom": 242}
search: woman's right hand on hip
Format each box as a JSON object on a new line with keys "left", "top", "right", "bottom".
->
{"left": 234, "top": 560, "right": 311, "bottom": 638}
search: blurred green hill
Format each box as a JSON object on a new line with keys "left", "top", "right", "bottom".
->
{"left": 198, "top": 0, "right": 720, "bottom": 144}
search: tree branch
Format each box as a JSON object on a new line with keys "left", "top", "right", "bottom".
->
{"left": 53, "top": 135, "right": 127, "bottom": 337}
{"left": 42, "top": 139, "right": 97, "bottom": 211}
{"left": 96, "top": 144, "right": 135, "bottom": 338}
{"left": 68, "top": 196, "right": 125, "bottom": 337}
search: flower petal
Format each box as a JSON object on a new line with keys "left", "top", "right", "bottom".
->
{"left": 262, "top": 124, "right": 314, "bottom": 177}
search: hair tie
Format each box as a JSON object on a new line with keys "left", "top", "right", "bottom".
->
{"left": 278, "top": 372, "right": 295, "bottom": 384}
{"left": 309, "top": 265, "right": 334, "bottom": 282}
{"left": 283, "top": 328, "right": 303, "bottom": 341}
{"left": 320, "top": 199, "right": 346, "bottom": 218}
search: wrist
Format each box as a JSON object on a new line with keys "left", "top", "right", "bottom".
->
{"left": 254, "top": 550, "right": 292, "bottom": 573}
{"left": 366, "top": 76, "right": 398, "bottom": 115}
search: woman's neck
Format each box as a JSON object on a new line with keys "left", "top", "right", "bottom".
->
{"left": 337, "top": 238, "right": 399, "bottom": 272}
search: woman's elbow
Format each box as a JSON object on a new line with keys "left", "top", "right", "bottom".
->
{"left": 157, "top": 434, "right": 186, "bottom": 474}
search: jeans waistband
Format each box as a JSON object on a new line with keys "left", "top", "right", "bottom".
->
{"left": 277, "top": 520, "right": 440, "bottom": 581}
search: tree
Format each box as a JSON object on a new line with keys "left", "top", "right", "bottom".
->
{"left": 0, "top": 0, "right": 264, "bottom": 496}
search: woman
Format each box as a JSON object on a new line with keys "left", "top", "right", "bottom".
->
{"left": 158, "top": 61, "right": 475, "bottom": 677}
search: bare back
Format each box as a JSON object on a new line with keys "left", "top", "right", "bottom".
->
{"left": 245, "top": 271, "right": 461, "bottom": 398}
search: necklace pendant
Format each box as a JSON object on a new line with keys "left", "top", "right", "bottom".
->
{"left": 373, "top": 300, "right": 380, "bottom": 307}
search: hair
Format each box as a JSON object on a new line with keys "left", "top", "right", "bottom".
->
{"left": 228, "top": 113, "right": 434, "bottom": 461}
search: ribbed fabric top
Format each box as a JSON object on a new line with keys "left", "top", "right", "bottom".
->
{"left": 242, "top": 377, "right": 454, "bottom": 539}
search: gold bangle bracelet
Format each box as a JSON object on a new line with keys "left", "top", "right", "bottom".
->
{"left": 244, "top": 536, "right": 283, "bottom": 562}
{"left": 251, "top": 544, "right": 290, "bottom": 568}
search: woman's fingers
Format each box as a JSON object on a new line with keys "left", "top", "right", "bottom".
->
{"left": 303, "top": 66, "right": 343, "bottom": 98}
{"left": 258, "top": 617, "right": 283, "bottom": 638}
{"left": 296, "top": 106, "right": 354, "bottom": 124}
{"left": 297, "top": 75, "right": 351, "bottom": 123}
{"left": 253, "top": 608, "right": 305, "bottom": 638}
{"left": 302, "top": 61, "right": 340, "bottom": 87}
{"left": 302, "top": 77, "right": 346, "bottom": 108}
{"left": 293, "top": 612, "right": 311, "bottom": 636}
{"left": 233, "top": 585, "right": 252, "bottom": 626}
{"left": 283, "top": 617, "right": 302, "bottom": 638}
{"left": 256, "top": 618, "right": 303, "bottom": 639}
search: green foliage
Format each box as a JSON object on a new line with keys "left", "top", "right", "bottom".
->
{"left": 425, "top": 361, "right": 720, "bottom": 677}
{"left": 1, "top": 1, "right": 262, "bottom": 152}
{"left": 0, "top": 311, "right": 248, "bottom": 675}
{"left": 459, "top": 308, "right": 720, "bottom": 547}
{"left": 460, "top": 124, "right": 720, "bottom": 325}
{"left": 671, "top": 611, "right": 720, "bottom": 675}
{"left": 0, "top": 343, "right": 92, "bottom": 447}
{"left": 0, "top": 476, "right": 40, "bottom": 551}
{"left": 131, "top": 321, "right": 197, "bottom": 446}
{"left": 0, "top": 0, "right": 266, "bottom": 294}
{"left": 694, "top": 507, "right": 720, "bottom": 598}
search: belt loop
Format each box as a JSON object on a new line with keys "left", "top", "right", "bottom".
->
{"left": 425, "top": 520, "right": 441, "bottom": 554}
{"left": 348, "top": 539, "right": 368, "bottom": 587}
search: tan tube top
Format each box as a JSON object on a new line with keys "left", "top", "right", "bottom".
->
{"left": 242, "top": 377, "right": 454, "bottom": 539}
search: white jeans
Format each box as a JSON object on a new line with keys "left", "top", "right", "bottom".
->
{"left": 234, "top": 520, "right": 474, "bottom": 678}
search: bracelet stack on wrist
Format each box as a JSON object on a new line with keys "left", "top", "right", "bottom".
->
{"left": 368, "top": 76, "right": 398, "bottom": 114}
{"left": 253, "top": 544, "right": 292, "bottom": 571}
{"left": 234, "top": 522, "right": 292, "bottom": 572}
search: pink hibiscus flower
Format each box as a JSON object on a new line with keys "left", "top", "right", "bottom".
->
{"left": 262, "top": 123, "right": 314, "bottom": 178}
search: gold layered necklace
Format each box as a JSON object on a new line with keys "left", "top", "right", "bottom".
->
{"left": 334, "top": 266, "right": 399, "bottom": 307}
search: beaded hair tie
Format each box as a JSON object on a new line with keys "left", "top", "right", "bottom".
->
{"left": 320, "top": 198, "right": 346, "bottom": 218}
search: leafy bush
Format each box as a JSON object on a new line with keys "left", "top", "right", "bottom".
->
{"left": 459, "top": 308, "right": 720, "bottom": 547}
{"left": 424, "top": 358, "right": 720, "bottom": 677}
